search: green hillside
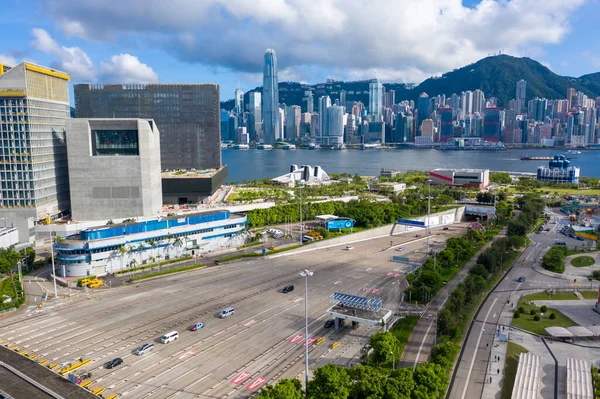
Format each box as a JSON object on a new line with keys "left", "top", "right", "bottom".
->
{"left": 222, "top": 55, "right": 600, "bottom": 110}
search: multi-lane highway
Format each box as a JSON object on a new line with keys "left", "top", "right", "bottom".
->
{"left": 447, "top": 208, "right": 599, "bottom": 399}
{"left": 1, "top": 225, "right": 466, "bottom": 399}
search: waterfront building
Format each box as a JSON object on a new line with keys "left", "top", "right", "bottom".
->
{"left": 417, "top": 93, "right": 430, "bottom": 127}
{"left": 310, "top": 113, "right": 319, "bottom": 138}
{"left": 483, "top": 107, "right": 502, "bottom": 142}
{"left": 303, "top": 91, "right": 314, "bottom": 113}
{"left": 277, "top": 107, "right": 285, "bottom": 141}
{"left": 284, "top": 105, "right": 301, "bottom": 141}
{"left": 429, "top": 169, "right": 490, "bottom": 188}
{"left": 516, "top": 80, "right": 527, "bottom": 113}
{"left": 536, "top": 155, "right": 580, "bottom": 183}
{"left": 528, "top": 98, "right": 547, "bottom": 121}
{"left": 75, "top": 83, "right": 221, "bottom": 171}
{"left": 54, "top": 210, "right": 247, "bottom": 277}
{"left": 319, "top": 95, "right": 331, "bottom": 138}
{"left": 473, "top": 90, "right": 485, "bottom": 114}
{"left": 421, "top": 119, "right": 435, "bottom": 138}
{"left": 0, "top": 62, "right": 71, "bottom": 220}
{"left": 440, "top": 108, "right": 454, "bottom": 142}
{"left": 262, "top": 49, "right": 279, "bottom": 144}
{"left": 66, "top": 119, "right": 162, "bottom": 221}
{"left": 271, "top": 165, "right": 330, "bottom": 186}
{"left": 369, "top": 79, "right": 383, "bottom": 122}
{"left": 567, "top": 87, "right": 576, "bottom": 110}
{"left": 247, "top": 91, "right": 262, "bottom": 141}
{"left": 393, "top": 113, "right": 413, "bottom": 143}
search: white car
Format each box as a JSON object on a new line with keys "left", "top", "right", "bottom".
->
{"left": 134, "top": 343, "right": 154, "bottom": 355}
{"left": 396, "top": 247, "right": 405, "bottom": 251}
{"left": 345, "top": 245, "right": 354, "bottom": 250}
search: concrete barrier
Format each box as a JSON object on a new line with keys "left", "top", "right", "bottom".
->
{"left": 270, "top": 207, "right": 465, "bottom": 259}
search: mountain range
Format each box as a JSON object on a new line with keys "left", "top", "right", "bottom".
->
{"left": 222, "top": 55, "right": 600, "bottom": 111}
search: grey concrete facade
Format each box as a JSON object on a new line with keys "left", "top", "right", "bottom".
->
{"left": 66, "top": 119, "right": 162, "bottom": 221}
{"left": 74, "top": 83, "right": 221, "bottom": 171}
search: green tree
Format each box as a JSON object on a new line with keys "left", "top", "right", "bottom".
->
{"left": 412, "top": 363, "right": 448, "bottom": 399}
{"left": 369, "top": 332, "right": 399, "bottom": 366}
{"left": 431, "top": 342, "right": 459, "bottom": 371}
{"left": 258, "top": 379, "right": 303, "bottom": 399}
{"left": 307, "top": 364, "right": 352, "bottom": 399}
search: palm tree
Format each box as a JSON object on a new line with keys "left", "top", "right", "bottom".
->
{"left": 156, "top": 254, "right": 163, "bottom": 271}
{"left": 148, "top": 239, "right": 157, "bottom": 264}
{"left": 137, "top": 243, "right": 144, "bottom": 266}
{"left": 172, "top": 236, "right": 183, "bottom": 258}
{"left": 129, "top": 258, "right": 138, "bottom": 277}
{"left": 117, "top": 245, "right": 127, "bottom": 274}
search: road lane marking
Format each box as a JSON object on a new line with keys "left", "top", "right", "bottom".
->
{"left": 302, "top": 337, "right": 317, "bottom": 347}
{"left": 460, "top": 297, "right": 498, "bottom": 399}
{"left": 371, "top": 288, "right": 380, "bottom": 294}
{"left": 243, "top": 320, "right": 256, "bottom": 327}
{"left": 288, "top": 334, "right": 304, "bottom": 344}
{"left": 231, "top": 371, "right": 251, "bottom": 385}
{"left": 247, "top": 376, "right": 266, "bottom": 391}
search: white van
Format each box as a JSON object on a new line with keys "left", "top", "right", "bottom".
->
{"left": 160, "top": 331, "right": 179, "bottom": 344}
{"left": 219, "top": 307, "right": 235, "bottom": 318}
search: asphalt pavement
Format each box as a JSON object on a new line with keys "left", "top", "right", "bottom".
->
{"left": 0, "top": 225, "right": 467, "bottom": 399}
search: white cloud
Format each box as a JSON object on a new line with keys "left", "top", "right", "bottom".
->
{"left": 31, "top": 28, "right": 95, "bottom": 80}
{"left": 29, "top": 28, "right": 158, "bottom": 84}
{"left": 100, "top": 54, "right": 158, "bottom": 83}
{"left": 0, "top": 54, "right": 17, "bottom": 66}
{"left": 43, "top": 0, "right": 587, "bottom": 83}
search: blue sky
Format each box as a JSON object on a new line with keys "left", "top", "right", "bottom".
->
{"left": 1, "top": 0, "right": 598, "bottom": 102}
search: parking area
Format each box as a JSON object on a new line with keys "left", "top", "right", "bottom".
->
{"left": 0, "top": 225, "right": 466, "bottom": 398}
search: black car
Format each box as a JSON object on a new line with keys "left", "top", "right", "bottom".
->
{"left": 517, "top": 276, "right": 526, "bottom": 282}
{"left": 104, "top": 358, "right": 123, "bottom": 369}
{"left": 324, "top": 319, "right": 335, "bottom": 328}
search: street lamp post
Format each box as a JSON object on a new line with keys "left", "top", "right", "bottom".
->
{"left": 426, "top": 179, "right": 432, "bottom": 257}
{"left": 50, "top": 226, "right": 58, "bottom": 300}
{"left": 299, "top": 269, "right": 313, "bottom": 396}
{"left": 299, "top": 184, "right": 304, "bottom": 246}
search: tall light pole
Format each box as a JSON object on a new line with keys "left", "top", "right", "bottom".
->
{"left": 49, "top": 226, "right": 58, "bottom": 300}
{"left": 299, "top": 183, "right": 304, "bottom": 246}
{"left": 426, "top": 179, "right": 432, "bottom": 257}
{"left": 299, "top": 269, "right": 313, "bottom": 395}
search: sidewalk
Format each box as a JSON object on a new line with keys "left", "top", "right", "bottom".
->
{"left": 399, "top": 229, "right": 507, "bottom": 368}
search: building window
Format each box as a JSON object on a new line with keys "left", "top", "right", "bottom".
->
{"left": 91, "top": 129, "right": 139, "bottom": 156}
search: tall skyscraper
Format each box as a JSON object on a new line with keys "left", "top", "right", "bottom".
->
{"left": 75, "top": 83, "right": 221, "bottom": 171}
{"left": 368, "top": 79, "right": 383, "bottom": 122}
{"left": 483, "top": 107, "right": 502, "bottom": 142}
{"left": 339, "top": 90, "right": 346, "bottom": 108}
{"left": 0, "top": 62, "right": 71, "bottom": 220}
{"left": 319, "top": 96, "right": 331, "bottom": 139}
{"left": 417, "top": 93, "right": 430, "bottom": 127}
{"left": 327, "top": 106, "right": 345, "bottom": 145}
{"left": 567, "top": 87, "right": 576, "bottom": 110}
{"left": 303, "top": 91, "right": 314, "bottom": 113}
{"left": 440, "top": 108, "right": 454, "bottom": 142}
{"left": 247, "top": 91, "right": 262, "bottom": 141}
{"left": 284, "top": 105, "right": 301, "bottom": 140}
{"left": 473, "top": 90, "right": 485, "bottom": 114}
{"left": 262, "top": 49, "right": 279, "bottom": 144}
{"left": 394, "top": 113, "right": 414, "bottom": 143}
{"left": 516, "top": 80, "right": 527, "bottom": 112}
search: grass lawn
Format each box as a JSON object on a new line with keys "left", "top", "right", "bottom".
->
{"left": 571, "top": 256, "right": 596, "bottom": 267}
{"left": 520, "top": 291, "right": 598, "bottom": 301}
{"left": 512, "top": 300, "right": 577, "bottom": 335}
{"left": 390, "top": 315, "right": 420, "bottom": 361}
{"left": 506, "top": 187, "right": 600, "bottom": 196}
{"left": 500, "top": 342, "right": 529, "bottom": 399}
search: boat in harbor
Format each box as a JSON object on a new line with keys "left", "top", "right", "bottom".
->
{"left": 282, "top": 144, "right": 297, "bottom": 150}
{"left": 256, "top": 144, "right": 273, "bottom": 150}
{"left": 232, "top": 144, "right": 249, "bottom": 149}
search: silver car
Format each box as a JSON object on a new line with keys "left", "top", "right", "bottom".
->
{"left": 134, "top": 343, "right": 154, "bottom": 355}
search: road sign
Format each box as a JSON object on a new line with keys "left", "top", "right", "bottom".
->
{"left": 247, "top": 377, "right": 267, "bottom": 391}
{"left": 391, "top": 256, "right": 410, "bottom": 264}
{"left": 396, "top": 219, "right": 425, "bottom": 227}
{"left": 231, "top": 371, "right": 251, "bottom": 385}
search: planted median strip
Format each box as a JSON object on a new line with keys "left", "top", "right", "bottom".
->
{"left": 571, "top": 256, "right": 595, "bottom": 267}
{"left": 129, "top": 264, "right": 204, "bottom": 281}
